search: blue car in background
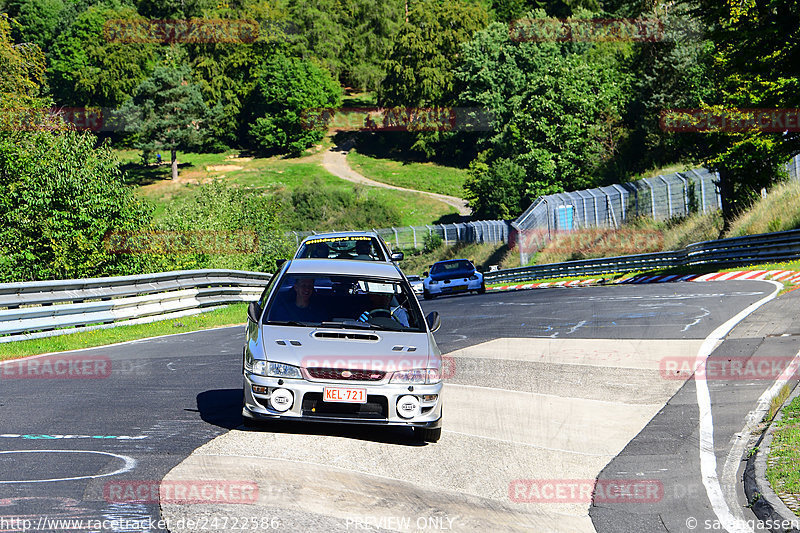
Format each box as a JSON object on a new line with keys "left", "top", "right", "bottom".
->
{"left": 422, "top": 259, "right": 485, "bottom": 300}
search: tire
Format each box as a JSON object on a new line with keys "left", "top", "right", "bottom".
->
{"left": 423, "top": 289, "right": 435, "bottom": 300}
{"left": 478, "top": 282, "right": 486, "bottom": 295}
{"left": 415, "top": 426, "right": 441, "bottom": 443}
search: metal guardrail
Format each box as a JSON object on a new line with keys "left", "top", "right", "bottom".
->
{"left": 5, "top": 227, "right": 800, "bottom": 342}
{"left": 485, "top": 228, "right": 800, "bottom": 284}
{"left": 0, "top": 269, "right": 273, "bottom": 343}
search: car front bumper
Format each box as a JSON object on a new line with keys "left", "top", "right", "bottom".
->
{"left": 426, "top": 279, "right": 483, "bottom": 295}
{"left": 242, "top": 373, "right": 443, "bottom": 428}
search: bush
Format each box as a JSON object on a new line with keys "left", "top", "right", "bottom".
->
{"left": 423, "top": 232, "right": 443, "bottom": 253}
{"left": 159, "top": 181, "right": 293, "bottom": 273}
{"left": 282, "top": 179, "right": 402, "bottom": 231}
{"left": 0, "top": 130, "right": 154, "bottom": 282}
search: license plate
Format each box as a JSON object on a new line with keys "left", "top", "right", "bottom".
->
{"left": 323, "top": 387, "right": 367, "bottom": 403}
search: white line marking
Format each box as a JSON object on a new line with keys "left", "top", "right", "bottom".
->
{"left": 683, "top": 307, "right": 711, "bottom": 332}
{"left": 694, "top": 280, "right": 781, "bottom": 533}
{"left": 567, "top": 320, "right": 587, "bottom": 335}
{"left": 0, "top": 450, "right": 136, "bottom": 483}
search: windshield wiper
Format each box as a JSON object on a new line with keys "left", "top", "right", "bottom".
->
{"left": 320, "top": 320, "right": 379, "bottom": 330}
{"left": 267, "top": 320, "right": 310, "bottom": 327}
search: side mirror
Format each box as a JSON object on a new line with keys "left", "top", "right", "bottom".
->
{"left": 425, "top": 311, "right": 441, "bottom": 333}
{"left": 276, "top": 258, "right": 286, "bottom": 269}
{"left": 423, "top": 271, "right": 429, "bottom": 278}
{"left": 391, "top": 252, "right": 404, "bottom": 261}
{"left": 247, "top": 301, "right": 263, "bottom": 323}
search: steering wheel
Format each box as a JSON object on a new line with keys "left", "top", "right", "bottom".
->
{"left": 359, "top": 308, "right": 396, "bottom": 323}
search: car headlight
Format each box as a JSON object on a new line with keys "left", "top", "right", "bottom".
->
{"left": 429, "top": 279, "right": 439, "bottom": 285}
{"left": 267, "top": 362, "right": 302, "bottom": 379}
{"left": 390, "top": 368, "right": 441, "bottom": 384}
{"left": 469, "top": 274, "right": 479, "bottom": 280}
{"left": 247, "top": 359, "right": 267, "bottom": 376}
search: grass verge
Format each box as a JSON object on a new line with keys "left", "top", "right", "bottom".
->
{"left": 766, "top": 390, "right": 800, "bottom": 497}
{"left": 122, "top": 148, "right": 457, "bottom": 227}
{"left": 347, "top": 149, "right": 468, "bottom": 198}
{"left": 0, "top": 304, "right": 246, "bottom": 359}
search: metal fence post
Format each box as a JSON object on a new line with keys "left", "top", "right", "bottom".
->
{"left": 611, "top": 184, "right": 627, "bottom": 222}
{"left": 411, "top": 226, "right": 417, "bottom": 248}
{"left": 690, "top": 169, "right": 707, "bottom": 213}
{"left": 643, "top": 179, "right": 656, "bottom": 220}
{"left": 658, "top": 175, "right": 673, "bottom": 217}
{"left": 675, "top": 173, "right": 689, "bottom": 215}
{"left": 587, "top": 190, "right": 600, "bottom": 226}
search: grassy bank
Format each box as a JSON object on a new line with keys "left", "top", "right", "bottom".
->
{"left": 120, "top": 148, "right": 458, "bottom": 228}
{"left": 0, "top": 304, "right": 247, "bottom": 359}
{"left": 766, "top": 391, "right": 800, "bottom": 505}
{"left": 347, "top": 149, "right": 468, "bottom": 198}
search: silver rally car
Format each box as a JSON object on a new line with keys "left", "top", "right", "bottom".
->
{"left": 242, "top": 258, "right": 443, "bottom": 442}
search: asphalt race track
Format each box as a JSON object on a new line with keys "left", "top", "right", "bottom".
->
{"left": 1, "top": 280, "right": 796, "bottom": 532}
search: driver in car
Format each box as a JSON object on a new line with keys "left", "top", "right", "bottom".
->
{"left": 357, "top": 291, "right": 410, "bottom": 327}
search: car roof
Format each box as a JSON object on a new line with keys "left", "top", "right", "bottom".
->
{"left": 433, "top": 258, "right": 472, "bottom": 265}
{"left": 285, "top": 258, "right": 403, "bottom": 280}
{"left": 299, "top": 231, "right": 381, "bottom": 242}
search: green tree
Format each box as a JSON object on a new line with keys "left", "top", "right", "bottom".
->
{"left": 48, "top": 4, "right": 157, "bottom": 108}
{"left": 0, "top": 131, "right": 153, "bottom": 282}
{"left": 119, "top": 62, "right": 216, "bottom": 179}
{"left": 286, "top": 0, "right": 347, "bottom": 80}
{"left": 5, "top": 0, "right": 67, "bottom": 51}
{"left": 188, "top": 0, "right": 294, "bottom": 147}
{"left": 338, "top": 0, "right": 405, "bottom": 91}
{"left": 687, "top": 0, "right": 800, "bottom": 229}
{"left": 248, "top": 54, "right": 341, "bottom": 156}
{"left": 613, "top": 2, "right": 714, "bottom": 177}
{"left": 380, "top": 0, "right": 489, "bottom": 106}
{"left": 0, "top": 13, "right": 46, "bottom": 108}
{"left": 457, "top": 18, "right": 630, "bottom": 217}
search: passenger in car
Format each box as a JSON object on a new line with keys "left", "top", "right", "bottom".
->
{"left": 353, "top": 240, "right": 375, "bottom": 261}
{"left": 310, "top": 243, "right": 329, "bottom": 258}
{"left": 274, "top": 278, "right": 328, "bottom": 323}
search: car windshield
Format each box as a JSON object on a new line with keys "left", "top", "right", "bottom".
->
{"left": 431, "top": 260, "right": 473, "bottom": 275}
{"left": 295, "top": 236, "right": 387, "bottom": 261}
{"left": 265, "top": 273, "right": 424, "bottom": 332}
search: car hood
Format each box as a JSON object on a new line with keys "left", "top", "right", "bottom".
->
{"left": 428, "top": 269, "right": 477, "bottom": 281}
{"left": 261, "top": 326, "right": 432, "bottom": 371}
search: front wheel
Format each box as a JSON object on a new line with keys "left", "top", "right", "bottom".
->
{"left": 423, "top": 289, "right": 435, "bottom": 300}
{"left": 414, "top": 426, "right": 441, "bottom": 443}
{"left": 478, "top": 282, "right": 486, "bottom": 295}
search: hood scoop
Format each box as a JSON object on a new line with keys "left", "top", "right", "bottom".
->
{"left": 312, "top": 331, "right": 380, "bottom": 342}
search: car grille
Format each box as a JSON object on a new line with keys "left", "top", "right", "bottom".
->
{"left": 306, "top": 367, "right": 386, "bottom": 381}
{"left": 301, "top": 393, "right": 387, "bottom": 419}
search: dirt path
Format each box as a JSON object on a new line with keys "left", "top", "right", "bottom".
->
{"left": 321, "top": 140, "right": 471, "bottom": 216}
